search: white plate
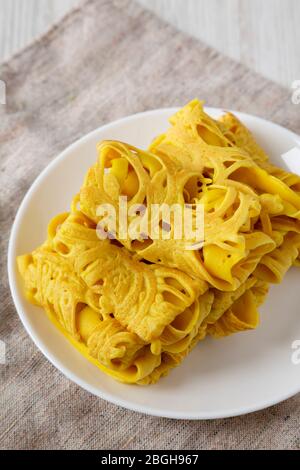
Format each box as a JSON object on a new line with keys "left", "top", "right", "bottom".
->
{"left": 8, "top": 107, "right": 300, "bottom": 419}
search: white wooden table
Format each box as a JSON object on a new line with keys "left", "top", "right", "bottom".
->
{"left": 0, "top": 0, "right": 299, "bottom": 88}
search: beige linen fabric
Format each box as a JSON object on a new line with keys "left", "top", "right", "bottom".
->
{"left": 0, "top": 0, "right": 299, "bottom": 450}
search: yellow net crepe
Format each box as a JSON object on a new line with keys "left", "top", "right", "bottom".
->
{"left": 17, "top": 99, "right": 300, "bottom": 384}
{"left": 18, "top": 211, "right": 212, "bottom": 383}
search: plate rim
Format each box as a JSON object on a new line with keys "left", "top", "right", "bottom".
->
{"left": 7, "top": 106, "right": 300, "bottom": 420}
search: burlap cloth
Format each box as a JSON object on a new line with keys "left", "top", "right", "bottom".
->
{"left": 0, "top": 0, "right": 299, "bottom": 450}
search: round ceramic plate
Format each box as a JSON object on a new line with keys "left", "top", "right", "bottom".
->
{"left": 8, "top": 107, "right": 300, "bottom": 419}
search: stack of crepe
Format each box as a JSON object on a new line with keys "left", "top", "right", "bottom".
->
{"left": 18, "top": 100, "right": 300, "bottom": 384}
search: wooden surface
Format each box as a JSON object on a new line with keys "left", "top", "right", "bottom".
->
{"left": 0, "top": 0, "right": 299, "bottom": 88}
{"left": 0, "top": 0, "right": 80, "bottom": 59}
